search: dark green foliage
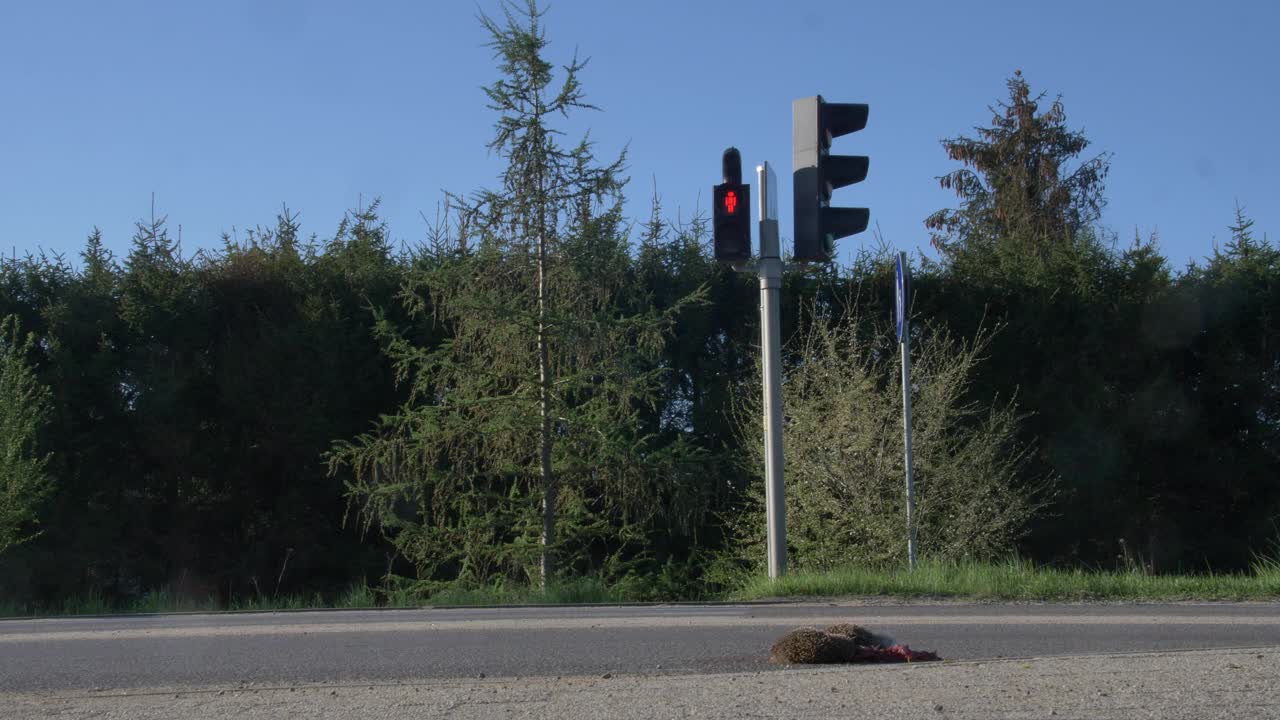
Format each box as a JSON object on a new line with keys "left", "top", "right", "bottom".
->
{"left": 922, "top": 73, "right": 1279, "bottom": 570}
{"left": 926, "top": 70, "right": 1111, "bottom": 257}
{"left": 0, "top": 314, "right": 54, "bottom": 555}
{"left": 0, "top": 50, "right": 1277, "bottom": 612}
{"left": 329, "top": 1, "right": 716, "bottom": 597}
{"left": 727, "top": 288, "right": 1052, "bottom": 571}
{"left": 0, "top": 209, "right": 405, "bottom": 606}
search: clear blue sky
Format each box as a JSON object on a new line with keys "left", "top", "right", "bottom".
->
{"left": 2, "top": 0, "right": 1275, "bottom": 270}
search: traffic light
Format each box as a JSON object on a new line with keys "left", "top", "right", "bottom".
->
{"left": 713, "top": 147, "right": 751, "bottom": 263}
{"left": 792, "top": 96, "right": 870, "bottom": 263}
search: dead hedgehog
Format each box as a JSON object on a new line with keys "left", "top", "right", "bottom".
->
{"left": 825, "top": 623, "right": 896, "bottom": 648}
{"left": 769, "top": 623, "right": 939, "bottom": 664}
{"left": 768, "top": 627, "right": 858, "bottom": 664}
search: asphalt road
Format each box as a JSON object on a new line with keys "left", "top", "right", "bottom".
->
{"left": 2, "top": 601, "right": 1279, "bottom": 693}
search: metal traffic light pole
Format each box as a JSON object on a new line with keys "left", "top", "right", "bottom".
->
{"left": 716, "top": 93, "right": 871, "bottom": 581}
{"left": 756, "top": 161, "right": 787, "bottom": 581}
{"left": 716, "top": 151, "right": 786, "bottom": 581}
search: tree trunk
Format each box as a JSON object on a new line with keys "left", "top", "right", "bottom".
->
{"left": 537, "top": 159, "right": 555, "bottom": 591}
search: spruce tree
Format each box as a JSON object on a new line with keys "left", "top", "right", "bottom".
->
{"left": 926, "top": 70, "right": 1111, "bottom": 261}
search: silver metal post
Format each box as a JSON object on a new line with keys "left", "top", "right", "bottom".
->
{"left": 758, "top": 162, "right": 786, "bottom": 580}
{"left": 901, "top": 335, "right": 917, "bottom": 570}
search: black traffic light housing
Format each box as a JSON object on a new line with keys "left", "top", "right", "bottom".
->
{"left": 713, "top": 147, "right": 751, "bottom": 263}
{"left": 793, "top": 96, "right": 870, "bottom": 263}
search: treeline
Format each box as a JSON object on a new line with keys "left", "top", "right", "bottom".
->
{"left": 1, "top": 9, "right": 1277, "bottom": 608}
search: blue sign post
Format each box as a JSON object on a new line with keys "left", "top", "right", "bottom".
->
{"left": 895, "top": 251, "right": 917, "bottom": 570}
{"left": 895, "top": 252, "right": 910, "bottom": 343}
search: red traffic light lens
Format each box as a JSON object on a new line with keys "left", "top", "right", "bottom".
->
{"left": 724, "top": 191, "right": 738, "bottom": 214}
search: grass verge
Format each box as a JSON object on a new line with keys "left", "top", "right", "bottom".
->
{"left": 6, "top": 559, "right": 1279, "bottom": 617}
{"left": 0, "top": 577, "right": 628, "bottom": 618}
{"left": 403, "top": 577, "right": 621, "bottom": 607}
{"left": 733, "top": 557, "right": 1280, "bottom": 602}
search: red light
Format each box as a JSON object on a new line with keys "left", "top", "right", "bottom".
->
{"left": 724, "top": 190, "right": 738, "bottom": 214}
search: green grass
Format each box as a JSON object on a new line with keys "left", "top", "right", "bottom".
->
{"left": 227, "top": 592, "right": 328, "bottom": 612}
{"left": 734, "top": 557, "right": 1280, "bottom": 602}
{"left": 396, "top": 577, "right": 624, "bottom": 607}
{"left": 0, "top": 586, "right": 334, "bottom": 618}
{"left": 0, "top": 577, "right": 632, "bottom": 618}
{"left": 335, "top": 580, "right": 379, "bottom": 609}
{"left": 6, "top": 558, "right": 1279, "bottom": 618}
{"left": 128, "top": 589, "right": 221, "bottom": 614}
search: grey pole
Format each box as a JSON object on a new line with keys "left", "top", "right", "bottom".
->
{"left": 901, "top": 331, "right": 918, "bottom": 570}
{"left": 757, "top": 162, "right": 787, "bottom": 580}
{"left": 898, "top": 251, "right": 918, "bottom": 570}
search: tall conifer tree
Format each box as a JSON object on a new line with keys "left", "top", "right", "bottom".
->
{"left": 332, "top": 1, "right": 698, "bottom": 591}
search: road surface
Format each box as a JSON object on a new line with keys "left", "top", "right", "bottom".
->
{"left": 2, "top": 601, "right": 1278, "bottom": 718}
